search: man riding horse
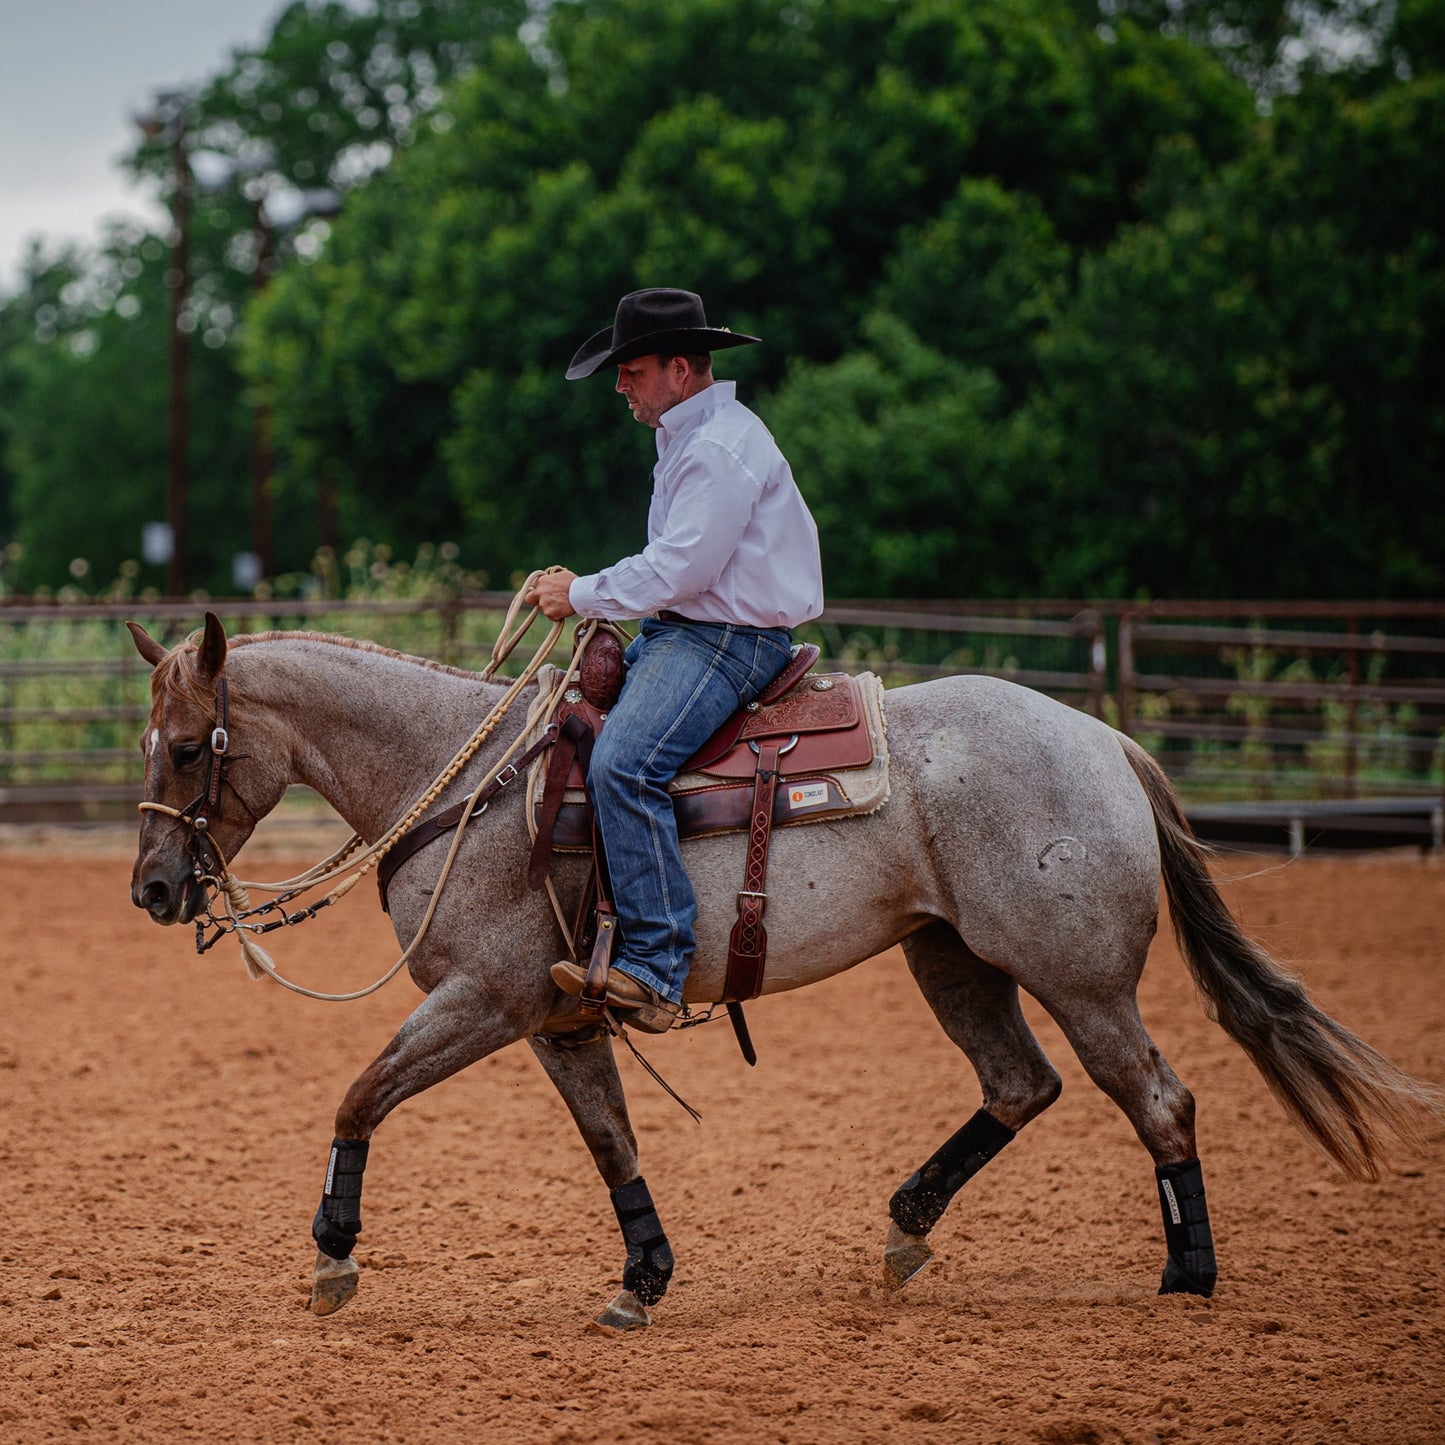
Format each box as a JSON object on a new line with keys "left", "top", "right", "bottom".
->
{"left": 525, "top": 287, "right": 823, "bottom": 1032}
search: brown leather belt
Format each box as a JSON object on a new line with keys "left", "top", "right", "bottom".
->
{"left": 655, "top": 610, "right": 705, "bottom": 624}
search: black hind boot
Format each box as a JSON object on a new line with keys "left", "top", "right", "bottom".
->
{"left": 1156, "top": 1157, "right": 1218, "bottom": 1297}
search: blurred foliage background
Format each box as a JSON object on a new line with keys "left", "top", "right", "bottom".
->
{"left": 0, "top": 0, "right": 1439, "bottom": 603}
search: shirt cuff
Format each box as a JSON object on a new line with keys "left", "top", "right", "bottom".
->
{"left": 568, "top": 573, "right": 628, "bottom": 620}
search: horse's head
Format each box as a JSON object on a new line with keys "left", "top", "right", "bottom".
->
{"left": 127, "top": 612, "right": 284, "bottom": 924}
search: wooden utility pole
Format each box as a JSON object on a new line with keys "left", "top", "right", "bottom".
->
{"left": 165, "top": 111, "right": 191, "bottom": 598}
{"left": 251, "top": 203, "right": 276, "bottom": 579}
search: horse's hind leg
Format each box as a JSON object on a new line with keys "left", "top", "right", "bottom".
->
{"left": 528, "top": 1032, "right": 673, "bottom": 1330}
{"left": 886, "top": 921, "right": 1063, "bottom": 1287}
{"left": 1043, "top": 987, "right": 1217, "bottom": 1297}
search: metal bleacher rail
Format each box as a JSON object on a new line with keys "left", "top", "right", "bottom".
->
{"left": 1, "top": 595, "right": 1441, "bottom": 851}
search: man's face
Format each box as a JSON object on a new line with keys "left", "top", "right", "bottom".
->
{"left": 615, "top": 355, "right": 686, "bottom": 429}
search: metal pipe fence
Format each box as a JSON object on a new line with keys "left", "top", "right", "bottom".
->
{"left": 0, "top": 596, "right": 1440, "bottom": 824}
{"left": 1115, "top": 601, "right": 1445, "bottom": 804}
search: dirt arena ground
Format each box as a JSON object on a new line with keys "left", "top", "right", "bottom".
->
{"left": 0, "top": 824, "right": 1441, "bottom": 1443}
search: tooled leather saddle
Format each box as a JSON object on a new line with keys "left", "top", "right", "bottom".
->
{"left": 525, "top": 630, "right": 875, "bottom": 1007}
{"left": 376, "top": 624, "right": 878, "bottom": 1027}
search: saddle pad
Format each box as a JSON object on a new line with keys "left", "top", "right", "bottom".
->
{"left": 527, "top": 667, "right": 891, "bottom": 851}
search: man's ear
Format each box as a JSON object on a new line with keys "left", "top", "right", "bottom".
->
{"left": 195, "top": 611, "right": 228, "bottom": 683}
{"left": 126, "top": 621, "right": 168, "bottom": 669}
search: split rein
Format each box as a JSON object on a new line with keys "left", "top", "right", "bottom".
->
{"left": 138, "top": 576, "right": 584, "bottom": 1002}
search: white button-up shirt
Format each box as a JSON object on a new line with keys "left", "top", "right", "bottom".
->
{"left": 568, "top": 382, "right": 823, "bottom": 628}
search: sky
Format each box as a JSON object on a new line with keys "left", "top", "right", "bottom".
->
{"left": 0, "top": 0, "right": 289, "bottom": 291}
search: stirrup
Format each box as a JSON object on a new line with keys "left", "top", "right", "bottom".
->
{"left": 578, "top": 904, "right": 617, "bottom": 1018}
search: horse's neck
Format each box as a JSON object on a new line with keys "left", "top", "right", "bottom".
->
{"left": 233, "top": 638, "right": 514, "bottom": 841}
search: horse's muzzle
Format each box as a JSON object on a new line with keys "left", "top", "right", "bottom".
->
{"left": 131, "top": 872, "right": 199, "bottom": 926}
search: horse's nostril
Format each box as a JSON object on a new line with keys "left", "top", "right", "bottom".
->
{"left": 140, "top": 880, "right": 171, "bottom": 915}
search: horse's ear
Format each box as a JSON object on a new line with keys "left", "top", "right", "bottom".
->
{"left": 196, "top": 611, "right": 228, "bottom": 683}
{"left": 126, "top": 621, "right": 168, "bottom": 669}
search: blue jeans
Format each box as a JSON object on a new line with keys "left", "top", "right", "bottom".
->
{"left": 587, "top": 616, "right": 794, "bottom": 1004}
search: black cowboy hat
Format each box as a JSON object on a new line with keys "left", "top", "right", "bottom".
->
{"left": 565, "top": 287, "right": 760, "bottom": 380}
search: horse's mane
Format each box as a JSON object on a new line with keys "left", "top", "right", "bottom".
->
{"left": 151, "top": 628, "right": 487, "bottom": 712}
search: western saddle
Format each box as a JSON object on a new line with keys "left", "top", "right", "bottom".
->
{"left": 376, "top": 624, "right": 878, "bottom": 1052}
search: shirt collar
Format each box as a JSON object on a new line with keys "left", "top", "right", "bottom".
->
{"left": 656, "top": 380, "right": 736, "bottom": 454}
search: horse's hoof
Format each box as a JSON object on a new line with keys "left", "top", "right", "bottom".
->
{"left": 883, "top": 1220, "right": 934, "bottom": 1290}
{"left": 310, "top": 1250, "right": 360, "bottom": 1316}
{"left": 595, "top": 1288, "right": 651, "bottom": 1329}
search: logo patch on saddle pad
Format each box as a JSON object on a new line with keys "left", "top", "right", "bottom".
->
{"left": 528, "top": 667, "right": 891, "bottom": 850}
{"left": 788, "top": 781, "right": 831, "bottom": 811}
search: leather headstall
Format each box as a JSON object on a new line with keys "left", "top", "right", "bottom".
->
{"left": 172, "top": 676, "right": 234, "bottom": 879}
{"left": 202, "top": 677, "right": 231, "bottom": 830}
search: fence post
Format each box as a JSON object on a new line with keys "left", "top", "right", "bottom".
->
{"left": 1080, "top": 610, "right": 1105, "bottom": 719}
{"left": 1117, "top": 609, "right": 1136, "bottom": 736}
{"left": 441, "top": 597, "right": 460, "bottom": 669}
{"left": 1344, "top": 614, "right": 1359, "bottom": 800}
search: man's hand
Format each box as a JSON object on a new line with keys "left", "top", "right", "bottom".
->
{"left": 526, "top": 568, "right": 578, "bottom": 621}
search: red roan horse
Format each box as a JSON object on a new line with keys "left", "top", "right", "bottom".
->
{"left": 128, "top": 615, "right": 1439, "bottom": 1327}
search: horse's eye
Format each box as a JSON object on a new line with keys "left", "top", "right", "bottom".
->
{"left": 173, "top": 742, "right": 206, "bottom": 768}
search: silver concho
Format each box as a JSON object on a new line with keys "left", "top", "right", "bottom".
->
{"left": 812, "top": 677, "right": 835, "bottom": 691}
{"left": 564, "top": 687, "right": 583, "bottom": 704}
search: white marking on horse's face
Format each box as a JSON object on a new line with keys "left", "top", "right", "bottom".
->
{"left": 146, "top": 727, "right": 159, "bottom": 760}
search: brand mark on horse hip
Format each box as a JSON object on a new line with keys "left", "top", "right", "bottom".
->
{"left": 1038, "top": 836, "right": 1085, "bottom": 870}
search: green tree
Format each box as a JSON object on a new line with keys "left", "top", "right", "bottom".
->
{"left": 874, "top": 178, "right": 1070, "bottom": 401}
{"left": 246, "top": 0, "right": 1257, "bottom": 585}
{"left": 1103, "top": 0, "right": 1397, "bottom": 96}
{"left": 0, "top": 226, "right": 252, "bottom": 594}
{"left": 0, "top": 0, "right": 534, "bottom": 595}
{"left": 767, "top": 312, "right": 1055, "bottom": 597}
{"left": 7, "top": 0, "right": 1435, "bottom": 602}
{"left": 1029, "top": 69, "right": 1445, "bottom": 596}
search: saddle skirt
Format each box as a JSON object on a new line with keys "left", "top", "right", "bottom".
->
{"left": 528, "top": 663, "right": 891, "bottom": 850}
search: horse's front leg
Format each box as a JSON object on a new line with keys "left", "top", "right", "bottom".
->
{"left": 309, "top": 976, "right": 536, "bottom": 1316}
{"left": 527, "top": 1032, "right": 673, "bottom": 1330}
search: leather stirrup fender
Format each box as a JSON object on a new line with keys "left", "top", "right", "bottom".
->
{"left": 723, "top": 735, "right": 786, "bottom": 1001}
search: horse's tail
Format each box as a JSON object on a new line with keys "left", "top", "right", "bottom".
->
{"left": 1119, "top": 734, "right": 1442, "bottom": 1181}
